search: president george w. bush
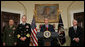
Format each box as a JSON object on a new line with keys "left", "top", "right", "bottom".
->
{"left": 39, "top": 17, "right": 60, "bottom": 46}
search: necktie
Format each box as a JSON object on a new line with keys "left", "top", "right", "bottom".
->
{"left": 74, "top": 26, "right": 77, "bottom": 33}
{"left": 46, "top": 25, "right": 48, "bottom": 30}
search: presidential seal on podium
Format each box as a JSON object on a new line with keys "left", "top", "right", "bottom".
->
{"left": 43, "top": 31, "right": 51, "bottom": 38}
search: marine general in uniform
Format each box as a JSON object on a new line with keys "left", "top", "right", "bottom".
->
{"left": 2, "top": 19, "right": 17, "bottom": 46}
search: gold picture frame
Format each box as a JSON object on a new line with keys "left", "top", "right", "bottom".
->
{"left": 34, "top": 4, "right": 59, "bottom": 23}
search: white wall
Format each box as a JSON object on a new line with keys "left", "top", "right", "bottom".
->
{"left": 19, "top": 1, "right": 72, "bottom": 29}
{"left": 65, "top": 1, "right": 84, "bottom": 46}
{"left": 1, "top": 1, "right": 84, "bottom": 29}
{"left": 1, "top": 1, "right": 25, "bottom": 23}
{"left": 1, "top": 1, "right": 72, "bottom": 30}
{"left": 67, "top": 1, "right": 84, "bottom": 27}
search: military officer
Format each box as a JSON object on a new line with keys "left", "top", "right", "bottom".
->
{"left": 15, "top": 15, "right": 31, "bottom": 46}
{"left": 3, "top": 19, "right": 17, "bottom": 46}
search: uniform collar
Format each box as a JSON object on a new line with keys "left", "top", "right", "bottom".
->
{"left": 9, "top": 25, "right": 14, "bottom": 28}
{"left": 22, "top": 23, "right": 26, "bottom": 25}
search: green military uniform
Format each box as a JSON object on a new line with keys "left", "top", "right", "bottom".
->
{"left": 3, "top": 25, "right": 16, "bottom": 46}
{"left": 15, "top": 23, "right": 31, "bottom": 46}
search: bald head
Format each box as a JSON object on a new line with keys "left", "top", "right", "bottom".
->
{"left": 73, "top": 19, "right": 78, "bottom": 26}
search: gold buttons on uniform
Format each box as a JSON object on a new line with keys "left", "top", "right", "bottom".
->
{"left": 17, "top": 34, "right": 20, "bottom": 38}
{"left": 26, "top": 33, "right": 30, "bottom": 38}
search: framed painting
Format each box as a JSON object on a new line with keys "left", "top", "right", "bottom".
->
{"left": 34, "top": 4, "right": 59, "bottom": 23}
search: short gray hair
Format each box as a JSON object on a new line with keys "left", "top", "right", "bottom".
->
{"left": 73, "top": 19, "right": 78, "bottom": 23}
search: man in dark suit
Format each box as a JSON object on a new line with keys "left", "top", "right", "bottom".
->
{"left": 69, "top": 19, "right": 82, "bottom": 46}
{"left": 15, "top": 15, "right": 31, "bottom": 46}
{"left": 39, "top": 18, "right": 59, "bottom": 46}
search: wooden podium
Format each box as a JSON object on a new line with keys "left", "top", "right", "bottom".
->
{"left": 37, "top": 32, "right": 58, "bottom": 46}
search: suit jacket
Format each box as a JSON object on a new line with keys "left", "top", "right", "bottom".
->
{"left": 39, "top": 24, "right": 59, "bottom": 46}
{"left": 40, "top": 24, "right": 55, "bottom": 32}
{"left": 69, "top": 26, "right": 82, "bottom": 46}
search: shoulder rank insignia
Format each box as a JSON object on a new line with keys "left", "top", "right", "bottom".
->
{"left": 17, "top": 34, "right": 20, "bottom": 38}
{"left": 26, "top": 25, "right": 29, "bottom": 28}
{"left": 26, "top": 33, "right": 30, "bottom": 38}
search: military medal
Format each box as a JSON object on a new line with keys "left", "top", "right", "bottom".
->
{"left": 13, "top": 31, "right": 14, "bottom": 34}
{"left": 26, "top": 25, "right": 29, "bottom": 28}
{"left": 9, "top": 34, "right": 11, "bottom": 37}
{"left": 26, "top": 29, "right": 28, "bottom": 31}
{"left": 24, "top": 31, "right": 26, "bottom": 32}
{"left": 13, "top": 27, "right": 16, "bottom": 30}
{"left": 19, "top": 27, "right": 22, "bottom": 29}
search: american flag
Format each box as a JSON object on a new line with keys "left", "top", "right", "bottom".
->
{"left": 31, "top": 17, "right": 38, "bottom": 46}
{"left": 58, "top": 13, "right": 66, "bottom": 45}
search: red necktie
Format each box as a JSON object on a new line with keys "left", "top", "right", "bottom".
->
{"left": 46, "top": 27, "right": 48, "bottom": 31}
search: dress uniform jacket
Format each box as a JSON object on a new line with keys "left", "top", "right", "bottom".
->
{"left": 3, "top": 25, "right": 16, "bottom": 46}
{"left": 15, "top": 23, "right": 31, "bottom": 46}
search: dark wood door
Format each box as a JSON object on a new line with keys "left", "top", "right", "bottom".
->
{"left": 1, "top": 11, "right": 20, "bottom": 28}
{"left": 74, "top": 12, "right": 84, "bottom": 46}
{"left": 74, "top": 12, "right": 84, "bottom": 29}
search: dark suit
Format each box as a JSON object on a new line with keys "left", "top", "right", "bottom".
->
{"left": 40, "top": 24, "right": 55, "bottom": 32}
{"left": 39, "top": 24, "right": 59, "bottom": 46}
{"left": 69, "top": 26, "right": 82, "bottom": 46}
{"left": 15, "top": 23, "right": 31, "bottom": 46}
